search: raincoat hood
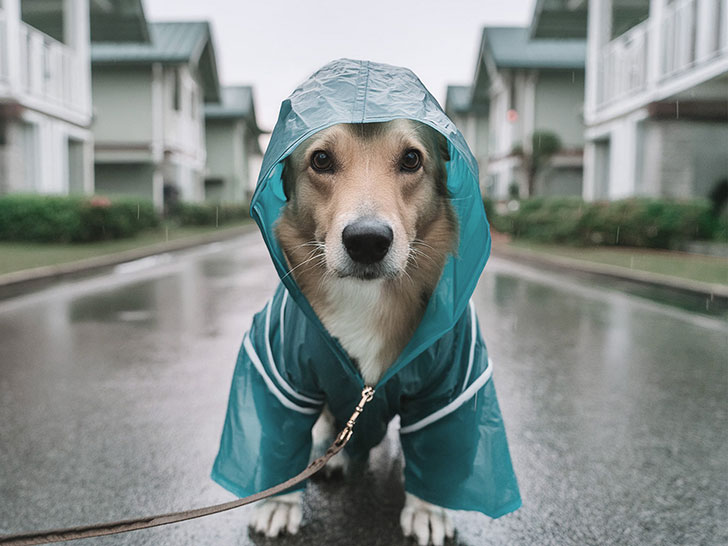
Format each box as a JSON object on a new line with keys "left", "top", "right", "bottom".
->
{"left": 213, "top": 60, "right": 520, "bottom": 518}
{"left": 250, "top": 58, "right": 491, "bottom": 388}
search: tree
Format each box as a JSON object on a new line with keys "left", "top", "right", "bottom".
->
{"left": 512, "top": 131, "right": 562, "bottom": 197}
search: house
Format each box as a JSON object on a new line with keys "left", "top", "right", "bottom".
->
{"left": 445, "top": 84, "right": 489, "bottom": 190}
{"left": 450, "top": 26, "right": 587, "bottom": 199}
{"left": 204, "top": 85, "right": 262, "bottom": 203}
{"left": 532, "top": 0, "right": 728, "bottom": 200}
{"left": 90, "top": 20, "right": 221, "bottom": 210}
{"left": 0, "top": 0, "right": 93, "bottom": 195}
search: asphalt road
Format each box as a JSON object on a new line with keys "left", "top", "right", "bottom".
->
{"left": 0, "top": 232, "right": 726, "bottom": 545}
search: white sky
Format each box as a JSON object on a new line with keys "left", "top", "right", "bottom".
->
{"left": 145, "top": 0, "right": 535, "bottom": 130}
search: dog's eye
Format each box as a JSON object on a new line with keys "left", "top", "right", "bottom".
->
{"left": 401, "top": 150, "right": 421, "bottom": 172}
{"left": 311, "top": 150, "right": 333, "bottom": 172}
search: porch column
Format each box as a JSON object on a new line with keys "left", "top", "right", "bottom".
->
{"left": 585, "top": 0, "right": 613, "bottom": 124}
{"left": 3, "top": 0, "right": 21, "bottom": 94}
{"left": 647, "top": 0, "right": 666, "bottom": 87}
{"left": 63, "top": 0, "right": 91, "bottom": 120}
{"left": 695, "top": 0, "right": 720, "bottom": 60}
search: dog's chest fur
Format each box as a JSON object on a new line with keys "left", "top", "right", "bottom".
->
{"left": 318, "top": 278, "right": 387, "bottom": 386}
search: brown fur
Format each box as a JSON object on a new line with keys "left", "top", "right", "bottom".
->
{"left": 275, "top": 120, "right": 457, "bottom": 379}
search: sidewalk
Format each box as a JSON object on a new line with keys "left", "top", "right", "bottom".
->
{"left": 2, "top": 225, "right": 726, "bottom": 306}
{"left": 0, "top": 223, "right": 257, "bottom": 299}
{"left": 490, "top": 235, "right": 728, "bottom": 302}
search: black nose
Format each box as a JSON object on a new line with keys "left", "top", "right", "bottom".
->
{"left": 342, "top": 219, "right": 393, "bottom": 265}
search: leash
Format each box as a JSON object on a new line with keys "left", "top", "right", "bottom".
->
{"left": 0, "top": 387, "right": 376, "bottom": 546}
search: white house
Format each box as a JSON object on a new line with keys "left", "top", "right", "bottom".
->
{"left": 533, "top": 0, "right": 728, "bottom": 200}
{"left": 0, "top": 0, "right": 93, "bottom": 195}
{"left": 204, "top": 86, "right": 262, "bottom": 203}
{"left": 90, "top": 20, "right": 221, "bottom": 210}
{"left": 448, "top": 27, "right": 587, "bottom": 199}
{"left": 445, "top": 84, "right": 489, "bottom": 190}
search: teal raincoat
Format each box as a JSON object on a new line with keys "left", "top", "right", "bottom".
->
{"left": 212, "top": 59, "right": 521, "bottom": 517}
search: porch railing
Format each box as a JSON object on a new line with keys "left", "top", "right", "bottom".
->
{"left": 661, "top": 0, "right": 726, "bottom": 78}
{"left": 18, "top": 21, "right": 84, "bottom": 114}
{"left": 597, "top": 0, "right": 727, "bottom": 109}
{"left": 598, "top": 19, "right": 650, "bottom": 106}
{"left": 0, "top": 9, "right": 7, "bottom": 83}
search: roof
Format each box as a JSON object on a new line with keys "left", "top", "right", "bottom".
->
{"left": 481, "top": 27, "right": 586, "bottom": 69}
{"left": 205, "top": 86, "right": 264, "bottom": 137}
{"left": 90, "top": 0, "right": 150, "bottom": 43}
{"left": 530, "top": 0, "right": 648, "bottom": 40}
{"left": 91, "top": 22, "right": 221, "bottom": 102}
{"left": 205, "top": 86, "right": 253, "bottom": 119}
{"left": 529, "top": 0, "right": 588, "bottom": 39}
{"left": 445, "top": 86, "right": 472, "bottom": 114}
{"left": 92, "top": 22, "right": 208, "bottom": 63}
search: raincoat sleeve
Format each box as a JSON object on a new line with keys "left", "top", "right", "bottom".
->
{"left": 211, "top": 287, "right": 325, "bottom": 498}
{"left": 398, "top": 303, "right": 521, "bottom": 518}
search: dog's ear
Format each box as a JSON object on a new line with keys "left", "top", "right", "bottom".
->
{"left": 434, "top": 133, "right": 451, "bottom": 197}
{"left": 437, "top": 133, "right": 450, "bottom": 163}
{"left": 281, "top": 158, "right": 294, "bottom": 201}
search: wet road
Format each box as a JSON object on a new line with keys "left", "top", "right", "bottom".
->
{"left": 0, "top": 232, "right": 726, "bottom": 545}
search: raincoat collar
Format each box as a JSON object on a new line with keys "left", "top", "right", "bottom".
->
{"left": 250, "top": 59, "right": 491, "bottom": 389}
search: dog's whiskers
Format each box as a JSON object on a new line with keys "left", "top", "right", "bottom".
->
{"left": 281, "top": 247, "right": 326, "bottom": 281}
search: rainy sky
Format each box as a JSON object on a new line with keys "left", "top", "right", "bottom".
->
{"left": 145, "top": 0, "right": 535, "bottom": 130}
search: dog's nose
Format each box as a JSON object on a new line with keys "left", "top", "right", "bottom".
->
{"left": 342, "top": 219, "right": 393, "bottom": 265}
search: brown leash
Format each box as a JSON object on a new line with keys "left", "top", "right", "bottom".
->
{"left": 0, "top": 387, "right": 376, "bottom": 546}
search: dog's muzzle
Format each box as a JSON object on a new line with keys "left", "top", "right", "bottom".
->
{"left": 342, "top": 218, "right": 393, "bottom": 265}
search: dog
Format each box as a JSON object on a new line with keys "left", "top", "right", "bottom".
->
{"left": 211, "top": 59, "right": 521, "bottom": 546}
{"left": 246, "top": 119, "right": 457, "bottom": 544}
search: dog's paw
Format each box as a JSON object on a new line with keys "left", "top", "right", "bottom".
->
{"left": 248, "top": 491, "right": 303, "bottom": 538}
{"left": 400, "top": 492, "right": 454, "bottom": 546}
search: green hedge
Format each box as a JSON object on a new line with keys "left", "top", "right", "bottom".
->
{"left": 170, "top": 202, "right": 249, "bottom": 226}
{"left": 489, "top": 197, "right": 726, "bottom": 249}
{"left": 0, "top": 194, "right": 158, "bottom": 243}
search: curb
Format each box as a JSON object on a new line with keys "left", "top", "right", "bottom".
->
{"left": 0, "top": 224, "right": 257, "bottom": 299}
{"left": 491, "top": 243, "right": 728, "bottom": 303}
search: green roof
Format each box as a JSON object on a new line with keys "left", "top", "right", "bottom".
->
{"left": 91, "top": 21, "right": 221, "bottom": 102}
{"left": 445, "top": 85, "right": 472, "bottom": 114}
{"left": 481, "top": 27, "right": 586, "bottom": 69}
{"left": 205, "top": 86, "right": 264, "bottom": 135}
{"left": 90, "top": 0, "right": 149, "bottom": 43}
{"left": 530, "top": 0, "right": 588, "bottom": 39}
{"left": 530, "top": 0, "right": 649, "bottom": 40}
{"left": 205, "top": 86, "right": 253, "bottom": 118}
{"left": 92, "top": 22, "right": 208, "bottom": 63}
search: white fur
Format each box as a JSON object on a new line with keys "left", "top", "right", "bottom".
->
{"left": 319, "top": 277, "right": 387, "bottom": 386}
{"left": 311, "top": 406, "right": 350, "bottom": 476}
{"left": 400, "top": 492, "right": 455, "bottom": 546}
{"left": 249, "top": 491, "right": 303, "bottom": 537}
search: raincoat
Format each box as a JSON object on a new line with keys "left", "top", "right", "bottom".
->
{"left": 212, "top": 59, "right": 521, "bottom": 517}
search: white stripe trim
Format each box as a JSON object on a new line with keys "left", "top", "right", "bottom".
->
{"left": 279, "top": 289, "right": 288, "bottom": 367}
{"left": 243, "top": 333, "right": 320, "bottom": 415}
{"left": 264, "top": 298, "right": 324, "bottom": 405}
{"left": 460, "top": 300, "right": 477, "bottom": 392}
{"left": 400, "top": 359, "right": 493, "bottom": 435}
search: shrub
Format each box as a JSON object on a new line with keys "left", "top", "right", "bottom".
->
{"left": 490, "top": 196, "right": 721, "bottom": 249}
{"left": 170, "top": 202, "right": 249, "bottom": 226}
{"left": 0, "top": 194, "right": 158, "bottom": 243}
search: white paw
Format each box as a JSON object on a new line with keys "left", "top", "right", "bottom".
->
{"left": 248, "top": 491, "right": 303, "bottom": 537}
{"left": 400, "top": 492, "right": 454, "bottom": 546}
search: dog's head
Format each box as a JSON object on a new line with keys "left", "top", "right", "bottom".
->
{"left": 276, "top": 119, "right": 456, "bottom": 284}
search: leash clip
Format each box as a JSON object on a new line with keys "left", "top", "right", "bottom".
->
{"left": 335, "top": 386, "right": 375, "bottom": 447}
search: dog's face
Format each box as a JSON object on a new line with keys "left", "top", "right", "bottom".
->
{"left": 278, "top": 119, "right": 453, "bottom": 282}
